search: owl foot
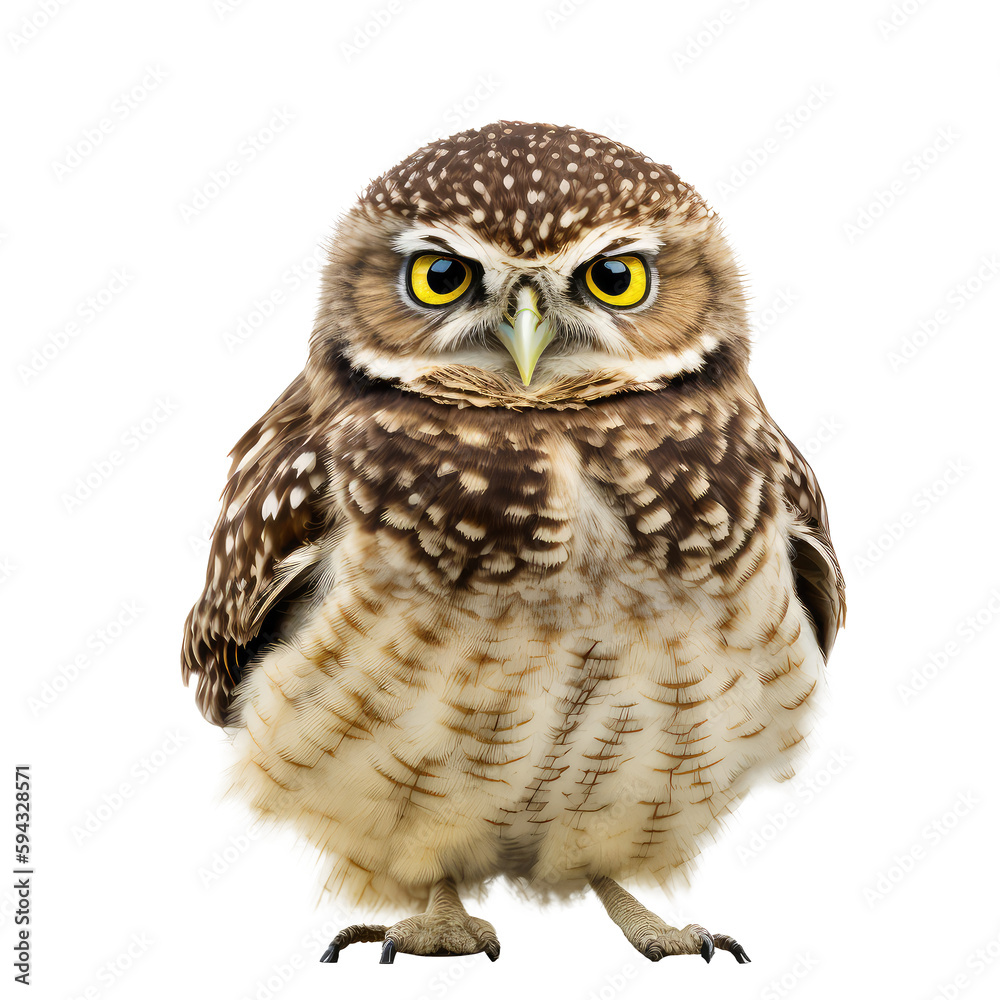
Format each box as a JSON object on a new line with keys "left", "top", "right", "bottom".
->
{"left": 320, "top": 878, "right": 500, "bottom": 964}
{"left": 590, "top": 876, "right": 750, "bottom": 965}
{"left": 380, "top": 909, "right": 500, "bottom": 964}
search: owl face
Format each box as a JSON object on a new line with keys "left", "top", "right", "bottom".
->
{"left": 310, "top": 122, "right": 748, "bottom": 405}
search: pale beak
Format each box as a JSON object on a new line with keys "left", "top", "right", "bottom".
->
{"left": 495, "top": 285, "right": 554, "bottom": 387}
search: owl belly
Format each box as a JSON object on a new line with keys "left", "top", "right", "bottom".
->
{"left": 230, "top": 505, "right": 823, "bottom": 909}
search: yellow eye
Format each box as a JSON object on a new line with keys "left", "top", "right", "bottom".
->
{"left": 407, "top": 254, "right": 473, "bottom": 306}
{"left": 583, "top": 255, "right": 649, "bottom": 308}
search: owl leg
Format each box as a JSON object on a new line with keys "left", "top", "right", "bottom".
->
{"left": 589, "top": 876, "right": 750, "bottom": 965}
{"left": 319, "top": 878, "right": 500, "bottom": 964}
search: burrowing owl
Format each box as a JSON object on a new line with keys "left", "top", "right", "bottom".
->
{"left": 182, "top": 121, "right": 844, "bottom": 966}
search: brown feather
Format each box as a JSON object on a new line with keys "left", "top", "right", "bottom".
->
{"left": 181, "top": 373, "right": 330, "bottom": 725}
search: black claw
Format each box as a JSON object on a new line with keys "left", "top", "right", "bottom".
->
{"left": 700, "top": 932, "right": 714, "bottom": 964}
{"left": 319, "top": 944, "right": 340, "bottom": 963}
{"left": 485, "top": 941, "right": 501, "bottom": 962}
{"left": 731, "top": 943, "right": 751, "bottom": 964}
{"left": 379, "top": 940, "right": 397, "bottom": 964}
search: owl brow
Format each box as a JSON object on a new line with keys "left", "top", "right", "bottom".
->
{"left": 420, "top": 236, "right": 460, "bottom": 255}
{"left": 391, "top": 231, "right": 463, "bottom": 258}
{"left": 597, "top": 237, "right": 640, "bottom": 255}
{"left": 594, "top": 237, "right": 662, "bottom": 258}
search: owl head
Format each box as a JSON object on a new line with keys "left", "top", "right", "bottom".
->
{"left": 308, "top": 121, "right": 748, "bottom": 407}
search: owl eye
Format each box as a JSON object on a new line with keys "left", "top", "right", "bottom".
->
{"left": 407, "top": 254, "right": 474, "bottom": 307}
{"left": 582, "top": 255, "right": 649, "bottom": 308}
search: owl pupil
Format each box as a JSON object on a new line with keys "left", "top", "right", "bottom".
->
{"left": 427, "top": 258, "right": 467, "bottom": 295}
{"left": 592, "top": 259, "right": 631, "bottom": 296}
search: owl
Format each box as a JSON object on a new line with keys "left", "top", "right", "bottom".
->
{"left": 182, "top": 121, "right": 844, "bottom": 966}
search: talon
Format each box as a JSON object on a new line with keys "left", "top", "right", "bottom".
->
{"left": 730, "top": 943, "right": 751, "bottom": 964}
{"left": 713, "top": 933, "right": 751, "bottom": 964}
{"left": 380, "top": 939, "right": 397, "bottom": 964}
{"left": 700, "top": 932, "right": 714, "bottom": 964}
{"left": 319, "top": 944, "right": 339, "bottom": 963}
{"left": 485, "top": 940, "right": 501, "bottom": 962}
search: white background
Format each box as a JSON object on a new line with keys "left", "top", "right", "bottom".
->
{"left": 5, "top": 1, "right": 999, "bottom": 998}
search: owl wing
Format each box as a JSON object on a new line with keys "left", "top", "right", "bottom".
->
{"left": 181, "top": 372, "right": 330, "bottom": 725}
{"left": 775, "top": 429, "right": 846, "bottom": 660}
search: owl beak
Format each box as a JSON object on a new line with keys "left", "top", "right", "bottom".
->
{"left": 495, "top": 286, "right": 554, "bottom": 386}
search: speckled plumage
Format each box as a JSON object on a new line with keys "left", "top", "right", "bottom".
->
{"left": 182, "top": 121, "right": 843, "bottom": 962}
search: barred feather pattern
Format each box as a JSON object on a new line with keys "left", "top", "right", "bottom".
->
{"left": 220, "top": 363, "right": 842, "bottom": 910}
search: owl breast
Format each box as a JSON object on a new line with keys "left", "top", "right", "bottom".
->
{"left": 229, "top": 392, "right": 824, "bottom": 909}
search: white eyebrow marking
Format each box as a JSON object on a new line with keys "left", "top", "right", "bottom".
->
{"left": 392, "top": 230, "right": 463, "bottom": 257}
{"left": 596, "top": 236, "right": 643, "bottom": 256}
{"left": 395, "top": 221, "right": 664, "bottom": 277}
